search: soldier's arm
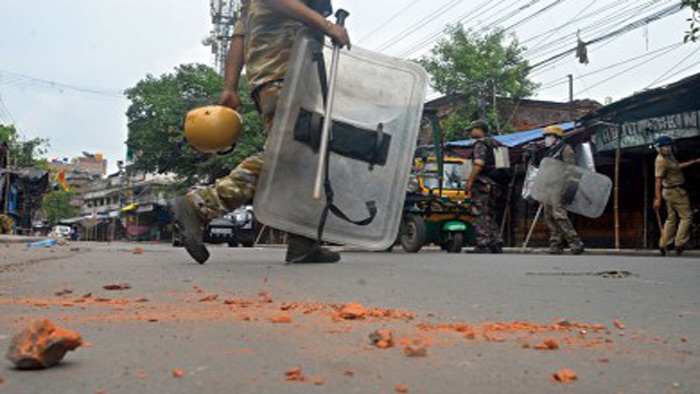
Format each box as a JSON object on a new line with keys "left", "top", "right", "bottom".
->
{"left": 219, "top": 35, "right": 245, "bottom": 112}
{"left": 679, "top": 158, "right": 700, "bottom": 169}
{"left": 467, "top": 143, "right": 486, "bottom": 190}
{"left": 261, "top": 0, "right": 351, "bottom": 48}
{"left": 653, "top": 158, "right": 664, "bottom": 210}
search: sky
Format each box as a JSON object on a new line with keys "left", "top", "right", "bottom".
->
{"left": 1, "top": 0, "right": 698, "bottom": 174}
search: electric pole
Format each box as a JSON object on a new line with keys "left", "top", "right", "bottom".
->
{"left": 203, "top": 0, "right": 241, "bottom": 75}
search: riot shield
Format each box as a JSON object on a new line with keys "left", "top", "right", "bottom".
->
{"left": 254, "top": 31, "right": 428, "bottom": 250}
{"left": 530, "top": 158, "right": 612, "bottom": 218}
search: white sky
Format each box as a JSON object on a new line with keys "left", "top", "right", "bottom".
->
{"left": 1, "top": 0, "right": 698, "bottom": 174}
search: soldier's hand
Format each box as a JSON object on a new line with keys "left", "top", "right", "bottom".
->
{"left": 219, "top": 90, "right": 242, "bottom": 113}
{"left": 653, "top": 198, "right": 661, "bottom": 211}
{"left": 326, "top": 23, "right": 351, "bottom": 49}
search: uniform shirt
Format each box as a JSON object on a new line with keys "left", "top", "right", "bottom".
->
{"left": 471, "top": 138, "right": 489, "bottom": 167}
{"left": 234, "top": 0, "right": 308, "bottom": 93}
{"left": 655, "top": 154, "right": 685, "bottom": 188}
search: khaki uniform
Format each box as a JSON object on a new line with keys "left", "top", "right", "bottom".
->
{"left": 543, "top": 143, "right": 583, "bottom": 250}
{"left": 469, "top": 138, "right": 503, "bottom": 247}
{"left": 656, "top": 154, "right": 692, "bottom": 249}
{"left": 187, "top": 0, "right": 308, "bottom": 220}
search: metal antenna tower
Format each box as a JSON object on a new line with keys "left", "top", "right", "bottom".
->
{"left": 204, "top": 0, "right": 241, "bottom": 75}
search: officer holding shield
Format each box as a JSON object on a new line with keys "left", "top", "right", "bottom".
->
{"left": 170, "top": 0, "right": 351, "bottom": 264}
{"left": 541, "top": 125, "right": 584, "bottom": 255}
{"left": 653, "top": 135, "right": 700, "bottom": 256}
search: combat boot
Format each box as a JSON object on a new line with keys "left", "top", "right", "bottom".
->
{"left": 285, "top": 234, "right": 340, "bottom": 264}
{"left": 570, "top": 240, "right": 585, "bottom": 255}
{"left": 169, "top": 197, "right": 209, "bottom": 264}
{"left": 490, "top": 242, "right": 504, "bottom": 254}
{"left": 469, "top": 244, "right": 492, "bottom": 254}
{"left": 548, "top": 245, "right": 564, "bottom": 255}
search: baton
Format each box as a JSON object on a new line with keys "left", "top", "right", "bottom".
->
{"left": 313, "top": 9, "right": 349, "bottom": 201}
{"left": 521, "top": 204, "right": 543, "bottom": 252}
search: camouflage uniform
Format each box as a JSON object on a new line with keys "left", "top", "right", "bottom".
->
{"left": 187, "top": 0, "right": 308, "bottom": 220}
{"left": 469, "top": 138, "right": 503, "bottom": 248}
{"left": 543, "top": 143, "right": 583, "bottom": 251}
{"left": 655, "top": 153, "right": 692, "bottom": 249}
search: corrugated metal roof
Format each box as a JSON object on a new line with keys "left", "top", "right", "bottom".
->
{"left": 445, "top": 122, "right": 577, "bottom": 148}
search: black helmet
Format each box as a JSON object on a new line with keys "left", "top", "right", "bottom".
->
{"left": 468, "top": 120, "right": 489, "bottom": 134}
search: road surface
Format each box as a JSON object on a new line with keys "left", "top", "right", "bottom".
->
{"left": 0, "top": 242, "right": 698, "bottom": 393}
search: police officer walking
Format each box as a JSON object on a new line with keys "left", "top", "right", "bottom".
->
{"left": 540, "top": 125, "right": 584, "bottom": 255}
{"left": 653, "top": 135, "right": 700, "bottom": 256}
{"left": 465, "top": 120, "right": 504, "bottom": 254}
{"left": 170, "top": 0, "right": 351, "bottom": 264}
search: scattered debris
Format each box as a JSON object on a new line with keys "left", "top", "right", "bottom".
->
{"left": 553, "top": 368, "right": 577, "bottom": 383}
{"left": 55, "top": 289, "right": 73, "bottom": 297}
{"left": 344, "top": 370, "right": 355, "bottom": 377}
{"left": 285, "top": 367, "right": 307, "bottom": 382}
{"left": 5, "top": 319, "right": 83, "bottom": 369}
{"left": 199, "top": 294, "right": 219, "bottom": 302}
{"left": 312, "top": 378, "right": 325, "bottom": 386}
{"left": 0, "top": 377, "right": 4, "bottom": 385}
{"left": 369, "top": 329, "right": 394, "bottom": 348}
{"left": 103, "top": 284, "right": 131, "bottom": 291}
{"left": 534, "top": 338, "right": 559, "bottom": 350}
{"left": 403, "top": 339, "right": 428, "bottom": 357}
{"left": 131, "top": 248, "right": 144, "bottom": 255}
{"left": 395, "top": 384, "right": 410, "bottom": 393}
{"left": 613, "top": 319, "right": 626, "bottom": 329}
{"left": 338, "top": 303, "right": 367, "bottom": 320}
{"left": 258, "top": 291, "right": 273, "bottom": 303}
{"left": 137, "top": 370, "right": 149, "bottom": 379}
{"left": 172, "top": 369, "right": 185, "bottom": 378}
{"left": 270, "top": 315, "right": 292, "bottom": 324}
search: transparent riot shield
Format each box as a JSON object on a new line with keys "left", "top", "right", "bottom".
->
{"left": 530, "top": 158, "right": 612, "bottom": 218}
{"left": 254, "top": 31, "right": 428, "bottom": 250}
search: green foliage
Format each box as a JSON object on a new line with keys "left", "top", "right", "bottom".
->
{"left": 683, "top": 0, "right": 700, "bottom": 43}
{"left": 420, "top": 25, "right": 538, "bottom": 140}
{"left": 41, "top": 189, "right": 76, "bottom": 225}
{"left": 0, "top": 124, "right": 49, "bottom": 167}
{"left": 125, "top": 64, "right": 265, "bottom": 185}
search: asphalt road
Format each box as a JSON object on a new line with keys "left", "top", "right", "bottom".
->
{"left": 0, "top": 242, "right": 699, "bottom": 393}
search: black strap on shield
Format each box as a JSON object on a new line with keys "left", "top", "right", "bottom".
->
{"left": 311, "top": 10, "right": 377, "bottom": 244}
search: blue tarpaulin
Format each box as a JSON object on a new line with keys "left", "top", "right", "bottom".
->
{"left": 446, "top": 122, "right": 577, "bottom": 148}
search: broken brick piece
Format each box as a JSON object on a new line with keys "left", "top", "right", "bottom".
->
{"left": 172, "top": 369, "right": 185, "bottom": 378}
{"left": 553, "top": 368, "right": 577, "bottom": 383}
{"left": 258, "top": 291, "right": 273, "bottom": 303}
{"left": 395, "top": 384, "right": 410, "bottom": 393}
{"left": 544, "top": 338, "right": 559, "bottom": 350}
{"left": 338, "top": 303, "right": 367, "bottom": 320}
{"left": 132, "top": 248, "right": 144, "bottom": 255}
{"left": 270, "top": 315, "right": 292, "bottom": 324}
{"left": 613, "top": 319, "right": 626, "bottom": 329}
{"left": 5, "top": 319, "right": 83, "bottom": 370}
{"left": 403, "top": 339, "right": 428, "bottom": 357}
{"left": 369, "top": 329, "right": 394, "bottom": 348}
{"left": 103, "top": 284, "right": 131, "bottom": 291}
{"left": 55, "top": 289, "right": 73, "bottom": 297}
{"left": 285, "top": 367, "right": 307, "bottom": 382}
{"left": 199, "top": 294, "right": 219, "bottom": 302}
{"left": 344, "top": 370, "right": 355, "bottom": 377}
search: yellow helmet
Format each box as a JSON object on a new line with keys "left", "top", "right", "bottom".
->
{"left": 184, "top": 106, "right": 242, "bottom": 153}
{"left": 543, "top": 125, "right": 565, "bottom": 137}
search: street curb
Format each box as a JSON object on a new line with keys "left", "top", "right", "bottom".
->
{"left": 0, "top": 235, "right": 47, "bottom": 245}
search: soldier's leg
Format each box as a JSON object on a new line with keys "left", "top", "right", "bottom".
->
{"left": 661, "top": 190, "right": 679, "bottom": 249}
{"left": 487, "top": 184, "right": 503, "bottom": 251}
{"left": 469, "top": 183, "right": 493, "bottom": 253}
{"left": 672, "top": 189, "right": 692, "bottom": 253}
{"left": 544, "top": 205, "right": 564, "bottom": 253}
{"left": 551, "top": 203, "right": 583, "bottom": 254}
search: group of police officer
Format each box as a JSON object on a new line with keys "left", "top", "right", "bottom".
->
{"left": 170, "top": 0, "right": 698, "bottom": 264}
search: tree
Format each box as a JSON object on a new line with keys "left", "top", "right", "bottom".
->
{"left": 683, "top": 0, "right": 700, "bottom": 43}
{"left": 0, "top": 124, "right": 49, "bottom": 167}
{"left": 125, "top": 64, "right": 264, "bottom": 185}
{"left": 420, "top": 25, "right": 538, "bottom": 140}
{"left": 41, "top": 189, "right": 76, "bottom": 226}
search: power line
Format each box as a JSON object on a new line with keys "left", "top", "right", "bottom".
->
{"left": 527, "top": 0, "right": 601, "bottom": 54}
{"left": 644, "top": 45, "right": 700, "bottom": 88}
{"left": 504, "top": 0, "right": 569, "bottom": 31}
{"left": 357, "top": 0, "right": 423, "bottom": 46}
{"left": 646, "top": 54, "right": 700, "bottom": 88}
{"left": 0, "top": 69, "right": 125, "bottom": 98}
{"left": 0, "top": 95, "right": 16, "bottom": 125}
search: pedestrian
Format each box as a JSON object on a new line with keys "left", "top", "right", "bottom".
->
{"left": 465, "top": 120, "right": 504, "bottom": 254}
{"left": 169, "top": 0, "right": 351, "bottom": 265}
{"left": 540, "top": 125, "right": 584, "bottom": 255}
{"left": 653, "top": 135, "right": 700, "bottom": 256}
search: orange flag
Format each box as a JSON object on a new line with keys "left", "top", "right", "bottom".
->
{"left": 56, "top": 170, "right": 69, "bottom": 192}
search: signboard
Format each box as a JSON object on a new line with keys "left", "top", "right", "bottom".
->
{"left": 595, "top": 110, "right": 700, "bottom": 152}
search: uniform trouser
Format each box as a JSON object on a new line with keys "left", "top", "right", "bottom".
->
{"left": 660, "top": 187, "right": 692, "bottom": 248}
{"left": 187, "top": 83, "right": 280, "bottom": 221}
{"left": 544, "top": 203, "right": 582, "bottom": 248}
{"left": 470, "top": 180, "right": 503, "bottom": 247}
